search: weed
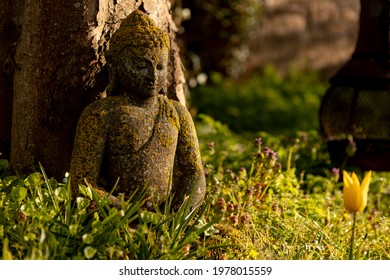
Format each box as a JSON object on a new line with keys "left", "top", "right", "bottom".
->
{"left": 0, "top": 116, "right": 389, "bottom": 260}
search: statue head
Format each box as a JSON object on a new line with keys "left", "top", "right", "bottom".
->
{"left": 106, "top": 10, "right": 170, "bottom": 98}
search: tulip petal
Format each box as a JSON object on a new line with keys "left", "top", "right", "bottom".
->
{"left": 361, "top": 171, "right": 372, "bottom": 193}
{"left": 343, "top": 171, "right": 353, "bottom": 188}
{"left": 358, "top": 171, "right": 371, "bottom": 212}
{"left": 343, "top": 171, "right": 356, "bottom": 212}
{"left": 349, "top": 172, "right": 362, "bottom": 212}
{"left": 351, "top": 172, "right": 360, "bottom": 189}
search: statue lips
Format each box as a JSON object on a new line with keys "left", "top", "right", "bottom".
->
{"left": 139, "top": 83, "right": 157, "bottom": 98}
{"left": 144, "top": 81, "right": 157, "bottom": 91}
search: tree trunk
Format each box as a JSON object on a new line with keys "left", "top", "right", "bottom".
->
{"left": 0, "top": 1, "right": 23, "bottom": 160}
{"left": 0, "top": 0, "right": 185, "bottom": 179}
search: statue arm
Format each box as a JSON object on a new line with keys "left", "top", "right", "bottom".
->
{"left": 69, "top": 102, "right": 108, "bottom": 197}
{"left": 172, "top": 102, "right": 206, "bottom": 208}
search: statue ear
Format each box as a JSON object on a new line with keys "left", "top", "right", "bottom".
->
{"left": 106, "top": 63, "right": 119, "bottom": 96}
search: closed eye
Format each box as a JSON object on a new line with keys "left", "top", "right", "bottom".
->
{"left": 136, "top": 64, "right": 148, "bottom": 70}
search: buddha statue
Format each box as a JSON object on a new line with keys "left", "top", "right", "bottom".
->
{"left": 69, "top": 10, "right": 206, "bottom": 209}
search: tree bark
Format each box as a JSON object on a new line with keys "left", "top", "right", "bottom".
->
{"left": 0, "top": 0, "right": 23, "bottom": 160}
{"left": 1, "top": 0, "right": 185, "bottom": 179}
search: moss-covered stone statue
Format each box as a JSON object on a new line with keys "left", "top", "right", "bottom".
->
{"left": 69, "top": 10, "right": 206, "bottom": 210}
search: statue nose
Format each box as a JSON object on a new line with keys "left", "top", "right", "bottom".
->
{"left": 141, "top": 66, "right": 158, "bottom": 88}
{"left": 144, "top": 65, "right": 157, "bottom": 79}
{"left": 149, "top": 67, "right": 159, "bottom": 82}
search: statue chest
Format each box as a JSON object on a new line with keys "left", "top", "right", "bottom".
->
{"left": 106, "top": 104, "right": 179, "bottom": 155}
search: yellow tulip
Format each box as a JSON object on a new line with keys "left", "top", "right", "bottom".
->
{"left": 342, "top": 170, "right": 371, "bottom": 213}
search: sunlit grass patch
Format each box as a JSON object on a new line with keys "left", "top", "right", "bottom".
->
{"left": 0, "top": 116, "right": 389, "bottom": 260}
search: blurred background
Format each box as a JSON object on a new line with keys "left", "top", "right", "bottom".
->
{"left": 170, "top": 0, "right": 360, "bottom": 135}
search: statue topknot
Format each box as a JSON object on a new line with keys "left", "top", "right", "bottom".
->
{"left": 106, "top": 10, "right": 170, "bottom": 64}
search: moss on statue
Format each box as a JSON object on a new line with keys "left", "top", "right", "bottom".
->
{"left": 106, "top": 10, "right": 170, "bottom": 65}
{"left": 70, "top": 10, "right": 205, "bottom": 210}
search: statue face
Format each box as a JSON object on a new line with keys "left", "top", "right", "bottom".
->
{"left": 116, "top": 47, "right": 168, "bottom": 99}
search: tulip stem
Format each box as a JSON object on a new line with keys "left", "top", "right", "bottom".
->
{"left": 349, "top": 212, "right": 357, "bottom": 260}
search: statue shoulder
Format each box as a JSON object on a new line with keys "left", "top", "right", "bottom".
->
{"left": 164, "top": 97, "right": 191, "bottom": 119}
{"left": 161, "top": 97, "right": 197, "bottom": 135}
{"left": 80, "top": 96, "right": 121, "bottom": 118}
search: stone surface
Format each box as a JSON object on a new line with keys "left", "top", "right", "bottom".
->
{"left": 70, "top": 11, "right": 205, "bottom": 209}
{"left": 70, "top": 94, "right": 205, "bottom": 209}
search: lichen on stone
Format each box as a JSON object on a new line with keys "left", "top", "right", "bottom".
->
{"left": 70, "top": 96, "right": 205, "bottom": 209}
{"left": 70, "top": 10, "right": 205, "bottom": 210}
{"left": 106, "top": 10, "right": 170, "bottom": 65}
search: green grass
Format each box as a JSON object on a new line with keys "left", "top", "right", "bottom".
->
{"left": 0, "top": 116, "right": 389, "bottom": 260}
